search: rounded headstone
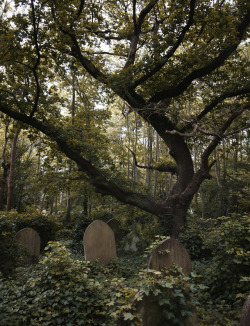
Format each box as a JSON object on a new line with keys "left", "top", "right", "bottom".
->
{"left": 83, "top": 220, "right": 117, "bottom": 265}
{"left": 14, "top": 227, "right": 40, "bottom": 257}
{"left": 240, "top": 295, "right": 250, "bottom": 326}
{"left": 147, "top": 238, "right": 192, "bottom": 275}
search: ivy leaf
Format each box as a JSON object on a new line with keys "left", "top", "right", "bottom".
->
{"left": 124, "top": 312, "right": 133, "bottom": 320}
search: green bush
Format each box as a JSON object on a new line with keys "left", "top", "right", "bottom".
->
{"left": 0, "top": 242, "right": 108, "bottom": 325}
{"left": 72, "top": 218, "right": 94, "bottom": 253}
{"left": 134, "top": 267, "right": 199, "bottom": 326}
{"left": 186, "top": 213, "right": 250, "bottom": 325}
{"left": 0, "top": 242, "right": 200, "bottom": 326}
{"left": 179, "top": 215, "right": 212, "bottom": 260}
{"left": 0, "top": 209, "right": 60, "bottom": 251}
{"left": 200, "top": 213, "right": 250, "bottom": 303}
{"left": 0, "top": 217, "right": 20, "bottom": 276}
{"left": 56, "top": 227, "right": 74, "bottom": 241}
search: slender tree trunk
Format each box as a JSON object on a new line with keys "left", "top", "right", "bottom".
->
{"left": 133, "top": 112, "right": 138, "bottom": 183}
{"left": 126, "top": 112, "right": 130, "bottom": 180}
{"left": 88, "top": 196, "right": 92, "bottom": 218}
{"left": 214, "top": 149, "right": 222, "bottom": 188}
{"left": 6, "top": 130, "right": 19, "bottom": 211}
{"left": 65, "top": 193, "right": 71, "bottom": 223}
{"left": 0, "top": 123, "right": 10, "bottom": 210}
{"left": 153, "top": 133, "right": 159, "bottom": 197}
{"left": 35, "top": 133, "right": 42, "bottom": 207}
{"left": 65, "top": 70, "right": 76, "bottom": 224}
{"left": 222, "top": 139, "right": 227, "bottom": 180}
{"left": 54, "top": 195, "right": 58, "bottom": 214}
{"left": 147, "top": 124, "right": 153, "bottom": 194}
{"left": 50, "top": 196, "right": 54, "bottom": 214}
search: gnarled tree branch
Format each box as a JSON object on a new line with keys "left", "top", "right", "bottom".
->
{"left": 127, "top": 146, "right": 177, "bottom": 174}
{"left": 133, "top": 0, "right": 196, "bottom": 88}
{"left": 148, "top": 9, "right": 250, "bottom": 103}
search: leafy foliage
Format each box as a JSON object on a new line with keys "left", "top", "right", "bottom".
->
{"left": 135, "top": 267, "right": 199, "bottom": 326}
{"left": 0, "top": 0, "right": 249, "bottom": 237}
{"left": 72, "top": 218, "right": 94, "bottom": 254}
{"left": 0, "top": 217, "right": 20, "bottom": 276}
{"left": 200, "top": 213, "right": 250, "bottom": 303}
{"left": 0, "top": 241, "right": 199, "bottom": 326}
{"left": 180, "top": 213, "right": 250, "bottom": 325}
{"left": 1, "top": 209, "right": 60, "bottom": 251}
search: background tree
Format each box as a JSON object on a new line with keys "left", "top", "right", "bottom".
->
{"left": 0, "top": 0, "right": 249, "bottom": 236}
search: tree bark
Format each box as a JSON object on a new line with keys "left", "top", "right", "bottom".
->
{"left": 6, "top": 130, "right": 19, "bottom": 211}
{"left": 0, "top": 123, "right": 10, "bottom": 210}
{"left": 65, "top": 70, "right": 76, "bottom": 224}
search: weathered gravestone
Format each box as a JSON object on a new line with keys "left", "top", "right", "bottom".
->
{"left": 147, "top": 237, "right": 192, "bottom": 275}
{"left": 240, "top": 295, "right": 250, "bottom": 326}
{"left": 135, "top": 292, "right": 198, "bottom": 326}
{"left": 14, "top": 227, "right": 40, "bottom": 262}
{"left": 107, "top": 218, "right": 121, "bottom": 236}
{"left": 124, "top": 231, "right": 140, "bottom": 253}
{"left": 134, "top": 238, "right": 195, "bottom": 326}
{"left": 83, "top": 220, "right": 117, "bottom": 265}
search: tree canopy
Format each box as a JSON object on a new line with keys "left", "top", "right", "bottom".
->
{"left": 0, "top": 0, "right": 249, "bottom": 236}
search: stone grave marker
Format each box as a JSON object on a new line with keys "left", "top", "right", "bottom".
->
{"left": 135, "top": 238, "right": 194, "bottom": 325}
{"left": 135, "top": 291, "right": 198, "bottom": 326}
{"left": 14, "top": 227, "right": 40, "bottom": 261}
{"left": 83, "top": 220, "right": 117, "bottom": 265}
{"left": 240, "top": 295, "right": 250, "bottom": 326}
{"left": 107, "top": 218, "right": 121, "bottom": 236}
{"left": 124, "top": 231, "right": 140, "bottom": 253}
{"left": 147, "top": 237, "right": 192, "bottom": 275}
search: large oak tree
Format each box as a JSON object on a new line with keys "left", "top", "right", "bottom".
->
{"left": 0, "top": 0, "right": 249, "bottom": 236}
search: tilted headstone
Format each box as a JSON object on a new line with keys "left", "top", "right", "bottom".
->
{"left": 124, "top": 231, "right": 140, "bottom": 253}
{"left": 107, "top": 218, "right": 121, "bottom": 236}
{"left": 240, "top": 295, "right": 250, "bottom": 326}
{"left": 14, "top": 227, "right": 40, "bottom": 259}
{"left": 83, "top": 220, "right": 117, "bottom": 265}
{"left": 147, "top": 238, "right": 192, "bottom": 275}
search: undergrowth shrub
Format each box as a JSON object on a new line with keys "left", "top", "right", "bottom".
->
{"left": 134, "top": 267, "right": 199, "bottom": 326}
{"left": 55, "top": 227, "right": 74, "bottom": 241}
{"left": 0, "top": 217, "right": 20, "bottom": 276}
{"left": 1, "top": 209, "right": 60, "bottom": 251}
{"left": 186, "top": 213, "right": 250, "bottom": 325}
{"left": 200, "top": 213, "right": 250, "bottom": 304}
{"left": 0, "top": 242, "right": 200, "bottom": 326}
{"left": 72, "top": 218, "right": 94, "bottom": 253}
{"left": 179, "top": 215, "right": 211, "bottom": 260}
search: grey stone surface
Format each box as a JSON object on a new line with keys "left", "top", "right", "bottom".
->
{"left": 147, "top": 237, "right": 192, "bottom": 275}
{"left": 83, "top": 220, "right": 117, "bottom": 265}
{"left": 14, "top": 227, "right": 40, "bottom": 258}
{"left": 124, "top": 231, "right": 140, "bottom": 253}
{"left": 240, "top": 295, "right": 250, "bottom": 326}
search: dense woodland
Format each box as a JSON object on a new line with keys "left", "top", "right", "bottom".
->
{"left": 0, "top": 0, "right": 249, "bottom": 325}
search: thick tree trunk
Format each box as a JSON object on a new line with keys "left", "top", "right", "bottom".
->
{"left": 170, "top": 203, "right": 189, "bottom": 238}
{"left": 1, "top": 97, "right": 248, "bottom": 237}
